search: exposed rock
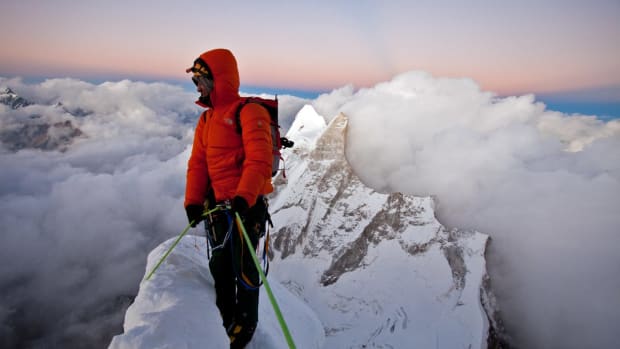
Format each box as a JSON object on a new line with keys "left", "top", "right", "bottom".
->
{"left": 0, "top": 120, "right": 83, "bottom": 152}
{"left": 0, "top": 87, "right": 32, "bottom": 109}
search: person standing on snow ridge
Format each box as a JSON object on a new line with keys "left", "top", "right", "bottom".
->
{"left": 184, "top": 48, "right": 273, "bottom": 349}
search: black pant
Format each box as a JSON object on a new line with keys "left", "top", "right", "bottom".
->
{"left": 206, "top": 201, "right": 266, "bottom": 329}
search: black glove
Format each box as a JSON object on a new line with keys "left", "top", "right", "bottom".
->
{"left": 185, "top": 204, "right": 205, "bottom": 227}
{"left": 231, "top": 196, "right": 249, "bottom": 218}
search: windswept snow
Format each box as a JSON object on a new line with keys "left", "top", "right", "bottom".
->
{"left": 109, "top": 236, "right": 325, "bottom": 349}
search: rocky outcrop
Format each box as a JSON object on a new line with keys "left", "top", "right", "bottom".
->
{"left": 0, "top": 87, "right": 32, "bottom": 109}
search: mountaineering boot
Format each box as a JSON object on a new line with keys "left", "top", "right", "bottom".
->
{"left": 227, "top": 322, "right": 256, "bottom": 349}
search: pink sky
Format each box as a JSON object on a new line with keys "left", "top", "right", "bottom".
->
{"left": 1, "top": 0, "right": 619, "bottom": 98}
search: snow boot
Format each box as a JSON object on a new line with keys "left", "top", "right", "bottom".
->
{"left": 227, "top": 322, "right": 256, "bottom": 349}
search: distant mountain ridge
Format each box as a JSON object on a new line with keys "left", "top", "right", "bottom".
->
{"left": 0, "top": 87, "right": 84, "bottom": 151}
{"left": 0, "top": 87, "right": 32, "bottom": 109}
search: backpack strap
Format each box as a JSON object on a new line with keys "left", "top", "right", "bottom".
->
{"left": 233, "top": 97, "right": 259, "bottom": 134}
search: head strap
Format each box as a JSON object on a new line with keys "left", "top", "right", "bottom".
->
{"left": 185, "top": 57, "right": 212, "bottom": 78}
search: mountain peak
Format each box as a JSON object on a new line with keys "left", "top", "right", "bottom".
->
{"left": 0, "top": 89, "right": 84, "bottom": 151}
{"left": 0, "top": 86, "right": 31, "bottom": 109}
{"left": 267, "top": 107, "right": 501, "bottom": 347}
{"left": 3, "top": 87, "right": 15, "bottom": 95}
{"left": 285, "top": 104, "right": 327, "bottom": 150}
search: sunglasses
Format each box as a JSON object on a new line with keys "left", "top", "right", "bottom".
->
{"left": 192, "top": 74, "right": 214, "bottom": 91}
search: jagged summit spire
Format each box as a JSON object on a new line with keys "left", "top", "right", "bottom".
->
{"left": 265, "top": 105, "right": 498, "bottom": 348}
{"left": 310, "top": 112, "right": 348, "bottom": 161}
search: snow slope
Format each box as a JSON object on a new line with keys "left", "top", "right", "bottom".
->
{"left": 108, "top": 236, "right": 325, "bottom": 349}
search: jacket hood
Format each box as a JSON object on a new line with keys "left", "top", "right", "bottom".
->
{"left": 196, "top": 48, "right": 240, "bottom": 108}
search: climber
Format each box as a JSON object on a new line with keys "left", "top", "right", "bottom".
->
{"left": 184, "top": 48, "right": 273, "bottom": 348}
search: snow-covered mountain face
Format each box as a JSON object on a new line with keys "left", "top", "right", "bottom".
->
{"left": 267, "top": 106, "right": 499, "bottom": 348}
{"left": 1, "top": 87, "right": 32, "bottom": 109}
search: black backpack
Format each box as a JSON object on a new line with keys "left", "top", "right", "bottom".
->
{"left": 234, "top": 96, "right": 294, "bottom": 177}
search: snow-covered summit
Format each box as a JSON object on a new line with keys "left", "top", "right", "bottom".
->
{"left": 269, "top": 109, "right": 496, "bottom": 348}
{"left": 0, "top": 86, "right": 31, "bottom": 109}
{"left": 284, "top": 104, "right": 327, "bottom": 150}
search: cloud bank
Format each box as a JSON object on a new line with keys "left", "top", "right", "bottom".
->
{"left": 325, "top": 71, "right": 619, "bottom": 349}
{"left": 0, "top": 77, "right": 202, "bottom": 348}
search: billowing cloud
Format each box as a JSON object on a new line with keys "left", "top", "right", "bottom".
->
{"left": 338, "top": 71, "right": 620, "bottom": 349}
{"left": 311, "top": 84, "right": 356, "bottom": 124}
{"left": 0, "top": 78, "right": 202, "bottom": 348}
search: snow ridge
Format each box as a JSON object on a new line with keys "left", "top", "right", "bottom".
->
{"left": 109, "top": 237, "right": 325, "bottom": 349}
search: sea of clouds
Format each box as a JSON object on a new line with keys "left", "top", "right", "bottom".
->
{"left": 1, "top": 73, "right": 619, "bottom": 348}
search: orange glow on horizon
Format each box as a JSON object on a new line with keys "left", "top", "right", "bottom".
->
{"left": 1, "top": 1, "right": 617, "bottom": 100}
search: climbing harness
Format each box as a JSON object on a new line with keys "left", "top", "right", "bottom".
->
{"left": 144, "top": 203, "right": 294, "bottom": 348}
{"left": 203, "top": 200, "right": 272, "bottom": 290}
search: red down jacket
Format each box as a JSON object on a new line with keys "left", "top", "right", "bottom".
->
{"left": 184, "top": 49, "right": 273, "bottom": 208}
